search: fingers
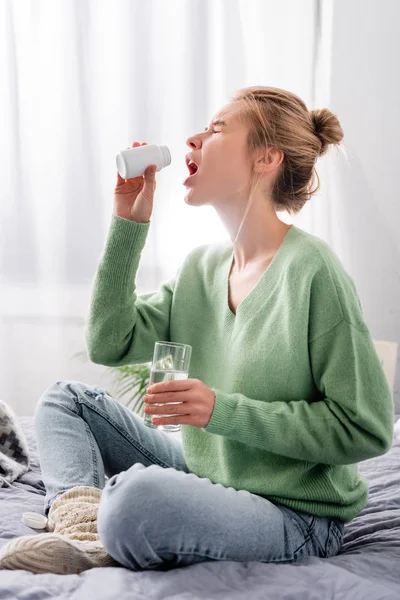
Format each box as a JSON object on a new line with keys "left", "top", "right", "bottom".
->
{"left": 146, "top": 401, "right": 187, "bottom": 415}
{"left": 143, "top": 165, "right": 157, "bottom": 192}
{"left": 144, "top": 164, "right": 157, "bottom": 178}
{"left": 116, "top": 172, "right": 125, "bottom": 186}
{"left": 141, "top": 164, "right": 157, "bottom": 198}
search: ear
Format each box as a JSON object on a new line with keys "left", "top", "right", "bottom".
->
{"left": 254, "top": 146, "right": 284, "bottom": 174}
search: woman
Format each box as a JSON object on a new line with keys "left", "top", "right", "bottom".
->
{"left": 0, "top": 86, "right": 393, "bottom": 575}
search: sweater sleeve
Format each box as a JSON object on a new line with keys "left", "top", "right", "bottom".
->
{"left": 203, "top": 319, "right": 394, "bottom": 465}
{"left": 85, "top": 214, "right": 179, "bottom": 366}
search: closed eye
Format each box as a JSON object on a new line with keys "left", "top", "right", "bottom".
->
{"left": 204, "top": 127, "right": 221, "bottom": 134}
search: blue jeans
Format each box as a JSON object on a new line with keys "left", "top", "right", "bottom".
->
{"left": 34, "top": 380, "right": 345, "bottom": 571}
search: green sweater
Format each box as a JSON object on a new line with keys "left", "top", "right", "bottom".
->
{"left": 86, "top": 214, "right": 394, "bottom": 523}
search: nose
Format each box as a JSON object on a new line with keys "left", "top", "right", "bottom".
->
{"left": 185, "top": 133, "right": 202, "bottom": 150}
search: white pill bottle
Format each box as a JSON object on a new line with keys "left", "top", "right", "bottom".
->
{"left": 116, "top": 144, "right": 171, "bottom": 180}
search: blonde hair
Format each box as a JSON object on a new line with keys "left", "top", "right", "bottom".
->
{"left": 230, "top": 86, "right": 344, "bottom": 215}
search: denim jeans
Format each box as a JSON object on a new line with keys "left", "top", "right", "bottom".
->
{"left": 33, "top": 380, "right": 345, "bottom": 571}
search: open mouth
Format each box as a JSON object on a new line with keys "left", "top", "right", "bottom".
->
{"left": 187, "top": 161, "right": 199, "bottom": 176}
{"left": 184, "top": 156, "right": 200, "bottom": 185}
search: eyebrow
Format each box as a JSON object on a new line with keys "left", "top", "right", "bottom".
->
{"left": 204, "top": 119, "right": 227, "bottom": 131}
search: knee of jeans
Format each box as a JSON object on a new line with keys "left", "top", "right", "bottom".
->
{"left": 34, "top": 380, "right": 84, "bottom": 424}
{"left": 97, "top": 464, "right": 174, "bottom": 550}
{"left": 97, "top": 465, "right": 145, "bottom": 555}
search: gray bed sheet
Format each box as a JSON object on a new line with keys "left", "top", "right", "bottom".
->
{"left": 1, "top": 416, "right": 399, "bottom": 600}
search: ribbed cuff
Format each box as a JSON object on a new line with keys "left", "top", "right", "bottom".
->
{"left": 203, "top": 388, "right": 237, "bottom": 436}
{"left": 96, "top": 214, "right": 151, "bottom": 291}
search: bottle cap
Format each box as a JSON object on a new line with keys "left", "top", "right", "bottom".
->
{"left": 22, "top": 512, "right": 48, "bottom": 529}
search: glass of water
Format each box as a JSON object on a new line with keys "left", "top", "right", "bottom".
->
{"left": 144, "top": 341, "right": 192, "bottom": 432}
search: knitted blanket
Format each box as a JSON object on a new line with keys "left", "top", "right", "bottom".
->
{"left": 0, "top": 401, "right": 30, "bottom": 487}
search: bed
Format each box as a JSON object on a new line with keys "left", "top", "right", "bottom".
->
{"left": 1, "top": 416, "right": 400, "bottom": 600}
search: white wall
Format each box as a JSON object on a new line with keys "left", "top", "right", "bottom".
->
{"left": 2, "top": 0, "right": 399, "bottom": 417}
{"left": 0, "top": 316, "right": 123, "bottom": 416}
{"left": 328, "top": 0, "right": 400, "bottom": 411}
{"left": 0, "top": 314, "right": 184, "bottom": 445}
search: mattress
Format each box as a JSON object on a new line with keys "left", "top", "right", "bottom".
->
{"left": 1, "top": 416, "right": 400, "bottom": 600}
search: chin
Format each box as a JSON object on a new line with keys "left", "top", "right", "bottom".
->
{"left": 183, "top": 185, "right": 208, "bottom": 206}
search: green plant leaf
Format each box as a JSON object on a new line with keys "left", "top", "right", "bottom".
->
{"left": 105, "top": 362, "right": 151, "bottom": 415}
{"left": 72, "top": 350, "right": 151, "bottom": 415}
{"left": 115, "top": 380, "right": 139, "bottom": 396}
{"left": 72, "top": 351, "right": 89, "bottom": 363}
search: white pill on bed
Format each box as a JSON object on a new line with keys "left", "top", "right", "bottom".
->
{"left": 22, "top": 512, "right": 48, "bottom": 529}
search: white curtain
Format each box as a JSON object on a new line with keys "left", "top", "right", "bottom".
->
{"left": 0, "top": 0, "right": 325, "bottom": 414}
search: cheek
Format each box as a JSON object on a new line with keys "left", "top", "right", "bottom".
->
{"left": 204, "top": 153, "right": 247, "bottom": 186}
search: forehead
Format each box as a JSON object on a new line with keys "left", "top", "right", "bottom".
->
{"left": 210, "top": 102, "right": 244, "bottom": 126}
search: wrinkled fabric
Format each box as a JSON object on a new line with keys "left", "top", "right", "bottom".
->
{"left": 0, "top": 416, "right": 399, "bottom": 599}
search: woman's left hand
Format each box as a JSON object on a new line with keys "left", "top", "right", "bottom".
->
{"left": 144, "top": 378, "right": 216, "bottom": 428}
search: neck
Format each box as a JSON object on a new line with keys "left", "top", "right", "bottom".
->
{"left": 215, "top": 197, "right": 292, "bottom": 273}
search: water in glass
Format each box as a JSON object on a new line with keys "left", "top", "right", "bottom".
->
{"left": 144, "top": 368, "right": 187, "bottom": 432}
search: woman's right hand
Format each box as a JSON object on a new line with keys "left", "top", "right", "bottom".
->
{"left": 113, "top": 141, "right": 157, "bottom": 223}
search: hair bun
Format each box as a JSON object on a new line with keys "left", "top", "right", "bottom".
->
{"left": 310, "top": 108, "right": 344, "bottom": 156}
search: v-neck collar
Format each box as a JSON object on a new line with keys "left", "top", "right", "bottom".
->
{"left": 221, "top": 224, "right": 299, "bottom": 323}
